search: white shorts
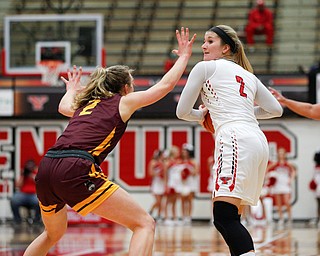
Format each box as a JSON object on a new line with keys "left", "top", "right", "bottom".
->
{"left": 150, "top": 177, "right": 165, "bottom": 195}
{"left": 190, "top": 175, "right": 199, "bottom": 193}
{"left": 180, "top": 183, "right": 192, "bottom": 196}
{"left": 180, "top": 176, "right": 194, "bottom": 196}
{"left": 212, "top": 122, "right": 269, "bottom": 206}
{"left": 167, "top": 165, "right": 183, "bottom": 194}
{"left": 270, "top": 180, "right": 291, "bottom": 195}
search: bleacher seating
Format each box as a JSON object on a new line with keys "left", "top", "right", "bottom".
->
{"left": 272, "top": 0, "right": 319, "bottom": 73}
{"left": 2, "top": 0, "right": 320, "bottom": 76}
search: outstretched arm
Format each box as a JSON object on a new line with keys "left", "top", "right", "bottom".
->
{"left": 120, "top": 27, "right": 196, "bottom": 122}
{"left": 269, "top": 87, "right": 320, "bottom": 120}
{"left": 58, "top": 66, "right": 83, "bottom": 117}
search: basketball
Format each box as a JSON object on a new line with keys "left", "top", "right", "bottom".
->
{"left": 203, "top": 112, "right": 215, "bottom": 134}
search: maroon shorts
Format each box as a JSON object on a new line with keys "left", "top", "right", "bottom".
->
{"left": 36, "top": 155, "right": 119, "bottom": 216}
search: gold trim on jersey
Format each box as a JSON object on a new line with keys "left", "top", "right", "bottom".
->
{"left": 73, "top": 179, "right": 120, "bottom": 216}
{"left": 39, "top": 201, "right": 58, "bottom": 216}
{"left": 89, "top": 127, "right": 116, "bottom": 157}
{"left": 89, "top": 163, "right": 108, "bottom": 179}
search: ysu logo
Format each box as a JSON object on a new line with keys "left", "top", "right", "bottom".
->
{"left": 27, "top": 95, "right": 49, "bottom": 111}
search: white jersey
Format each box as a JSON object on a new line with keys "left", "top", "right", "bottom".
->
{"left": 176, "top": 59, "right": 283, "bottom": 130}
{"left": 176, "top": 59, "right": 283, "bottom": 206}
{"left": 201, "top": 60, "right": 261, "bottom": 131}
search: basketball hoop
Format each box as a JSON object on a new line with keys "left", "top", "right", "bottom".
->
{"left": 37, "top": 60, "right": 66, "bottom": 86}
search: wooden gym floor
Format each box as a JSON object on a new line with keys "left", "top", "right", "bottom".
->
{"left": 1, "top": 219, "right": 319, "bottom": 256}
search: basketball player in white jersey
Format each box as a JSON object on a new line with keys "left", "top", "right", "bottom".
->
{"left": 176, "top": 25, "right": 283, "bottom": 256}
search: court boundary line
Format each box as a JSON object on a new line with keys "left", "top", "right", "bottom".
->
{"left": 61, "top": 248, "right": 106, "bottom": 256}
{"left": 255, "top": 231, "right": 288, "bottom": 249}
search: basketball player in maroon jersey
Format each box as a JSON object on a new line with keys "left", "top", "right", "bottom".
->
{"left": 269, "top": 87, "right": 320, "bottom": 120}
{"left": 23, "top": 27, "right": 196, "bottom": 256}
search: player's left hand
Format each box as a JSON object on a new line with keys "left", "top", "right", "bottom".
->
{"left": 198, "top": 104, "right": 208, "bottom": 126}
{"left": 61, "top": 65, "right": 84, "bottom": 93}
{"left": 269, "top": 87, "right": 287, "bottom": 106}
{"left": 171, "top": 27, "right": 196, "bottom": 59}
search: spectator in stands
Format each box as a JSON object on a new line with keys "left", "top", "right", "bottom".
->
{"left": 245, "top": 0, "right": 274, "bottom": 49}
{"left": 163, "top": 52, "right": 177, "bottom": 73}
{"left": 10, "top": 159, "right": 41, "bottom": 225}
{"left": 269, "top": 88, "right": 320, "bottom": 120}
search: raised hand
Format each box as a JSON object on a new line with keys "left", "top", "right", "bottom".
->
{"left": 61, "top": 65, "right": 83, "bottom": 93}
{"left": 172, "top": 27, "right": 196, "bottom": 58}
{"left": 58, "top": 65, "right": 84, "bottom": 117}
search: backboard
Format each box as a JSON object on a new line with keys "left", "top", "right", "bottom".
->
{"left": 3, "top": 14, "right": 105, "bottom": 76}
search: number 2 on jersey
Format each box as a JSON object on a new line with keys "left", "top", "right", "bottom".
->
{"left": 79, "top": 99, "right": 101, "bottom": 116}
{"left": 235, "top": 75, "right": 247, "bottom": 98}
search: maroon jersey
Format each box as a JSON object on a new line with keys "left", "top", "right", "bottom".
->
{"left": 51, "top": 94, "right": 127, "bottom": 165}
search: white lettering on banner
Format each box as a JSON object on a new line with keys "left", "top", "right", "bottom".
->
{"left": 141, "top": 127, "right": 165, "bottom": 179}
{"left": 0, "top": 127, "right": 13, "bottom": 170}
{"left": 115, "top": 126, "right": 164, "bottom": 191}
{"left": 100, "top": 157, "right": 113, "bottom": 181}
{"left": 15, "top": 126, "right": 62, "bottom": 176}
{"left": 0, "top": 123, "right": 297, "bottom": 191}
{"left": 166, "top": 126, "right": 193, "bottom": 147}
{"left": 262, "top": 124, "right": 297, "bottom": 159}
{"left": 195, "top": 127, "right": 216, "bottom": 198}
{"left": 0, "top": 127, "right": 14, "bottom": 195}
{"left": 0, "top": 121, "right": 301, "bottom": 219}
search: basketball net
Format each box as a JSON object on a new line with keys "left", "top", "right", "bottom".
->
{"left": 37, "top": 60, "right": 66, "bottom": 86}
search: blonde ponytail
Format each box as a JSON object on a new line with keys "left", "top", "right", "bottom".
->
{"left": 209, "top": 25, "right": 253, "bottom": 73}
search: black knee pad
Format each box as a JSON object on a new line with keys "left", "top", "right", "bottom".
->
{"left": 213, "top": 201, "right": 254, "bottom": 256}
